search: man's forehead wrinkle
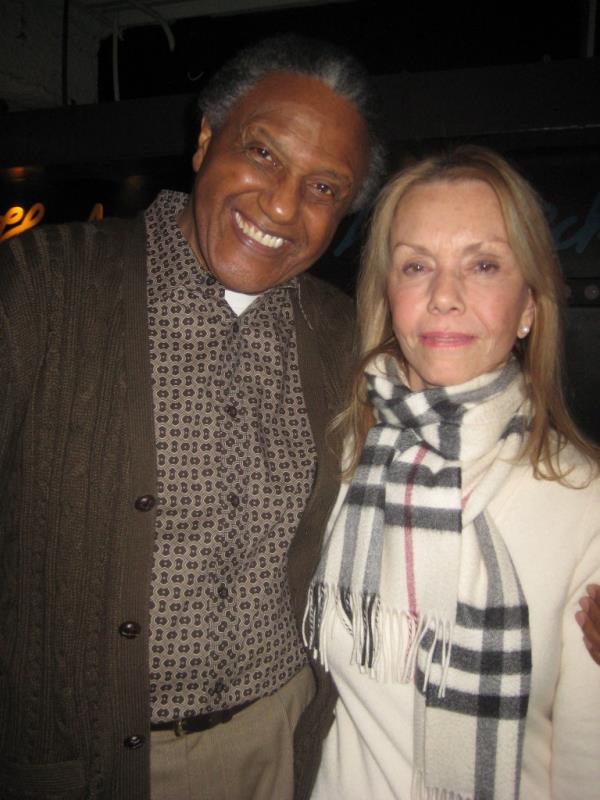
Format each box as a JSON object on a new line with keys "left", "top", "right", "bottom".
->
{"left": 240, "top": 116, "right": 355, "bottom": 187}
{"left": 212, "top": 70, "right": 369, "bottom": 199}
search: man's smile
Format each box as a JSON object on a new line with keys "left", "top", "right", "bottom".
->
{"left": 234, "top": 210, "right": 287, "bottom": 250}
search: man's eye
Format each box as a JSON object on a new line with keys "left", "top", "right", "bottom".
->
{"left": 250, "top": 146, "right": 275, "bottom": 164}
{"left": 313, "top": 182, "right": 334, "bottom": 197}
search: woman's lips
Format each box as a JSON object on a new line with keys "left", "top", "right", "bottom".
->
{"left": 420, "top": 332, "right": 476, "bottom": 348}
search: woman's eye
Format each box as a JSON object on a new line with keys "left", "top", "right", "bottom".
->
{"left": 474, "top": 261, "right": 499, "bottom": 274}
{"left": 403, "top": 262, "right": 426, "bottom": 275}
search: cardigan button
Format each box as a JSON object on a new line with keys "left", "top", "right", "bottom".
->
{"left": 134, "top": 494, "right": 155, "bottom": 512}
{"left": 124, "top": 735, "right": 145, "bottom": 749}
{"left": 118, "top": 621, "right": 141, "bottom": 639}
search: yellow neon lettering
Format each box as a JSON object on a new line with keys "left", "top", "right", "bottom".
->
{"left": 0, "top": 203, "right": 45, "bottom": 243}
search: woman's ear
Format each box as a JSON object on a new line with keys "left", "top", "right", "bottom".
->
{"left": 517, "top": 288, "right": 536, "bottom": 338}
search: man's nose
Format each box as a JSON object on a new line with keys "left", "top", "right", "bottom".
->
{"left": 258, "top": 173, "right": 302, "bottom": 224}
{"left": 427, "top": 269, "right": 465, "bottom": 314}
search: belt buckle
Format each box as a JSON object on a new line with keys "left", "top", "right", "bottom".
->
{"left": 174, "top": 719, "right": 187, "bottom": 737}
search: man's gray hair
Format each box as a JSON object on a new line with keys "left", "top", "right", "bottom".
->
{"left": 198, "top": 35, "right": 386, "bottom": 213}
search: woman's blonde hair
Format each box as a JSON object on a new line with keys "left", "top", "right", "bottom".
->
{"left": 339, "top": 144, "right": 599, "bottom": 480}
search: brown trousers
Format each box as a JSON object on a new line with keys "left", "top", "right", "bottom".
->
{"left": 150, "top": 665, "right": 315, "bottom": 800}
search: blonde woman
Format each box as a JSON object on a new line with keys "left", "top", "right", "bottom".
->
{"left": 304, "top": 146, "right": 600, "bottom": 799}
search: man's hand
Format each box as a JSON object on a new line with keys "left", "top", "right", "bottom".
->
{"left": 575, "top": 584, "right": 600, "bottom": 665}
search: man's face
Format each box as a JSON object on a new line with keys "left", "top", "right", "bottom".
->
{"left": 179, "top": 72, "right": 369, "bottom": 294}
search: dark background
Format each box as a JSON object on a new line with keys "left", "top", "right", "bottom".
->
{"left": 97, "top": 1, "right": 587, "bottom": 99}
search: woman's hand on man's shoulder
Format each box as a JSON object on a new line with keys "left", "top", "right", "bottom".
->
{"left": 576, "top": 584, "right": 600, "bottom": 665}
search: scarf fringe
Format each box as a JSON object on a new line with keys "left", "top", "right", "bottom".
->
{"left": 412, "top": 771, "right": 472, "bottom": 800}
{"left": 304, "top": 583, "right": 454, "bottom": 694}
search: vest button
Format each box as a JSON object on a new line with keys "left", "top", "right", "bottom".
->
{"left": 217, "top": 584, "right": 229, "bottom": 600}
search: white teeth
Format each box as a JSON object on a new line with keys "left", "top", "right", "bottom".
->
{"left": 234, "top": 212, "right": 285, "bottom": 249}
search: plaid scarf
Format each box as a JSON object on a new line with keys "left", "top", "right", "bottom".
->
{"left": 304, "top": 358, "right": 532, "bottom": 799}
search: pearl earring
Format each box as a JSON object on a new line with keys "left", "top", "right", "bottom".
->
{"left": 519, "top": 325, "right": 530, "bottom": 338}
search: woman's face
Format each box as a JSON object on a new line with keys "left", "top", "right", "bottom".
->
{"left": 387, "top": 179, "right": 535, "bottom": 391}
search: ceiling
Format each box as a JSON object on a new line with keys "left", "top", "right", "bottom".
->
{"left": 74, "top": 0, "right": 347, "bottom": 30}
{"left": 2, "top": 0, "right": 596, "bottom": 113}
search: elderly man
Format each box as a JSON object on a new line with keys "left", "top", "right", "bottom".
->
{"left": 0, "top": 35, "right": 383, "bottom": 800}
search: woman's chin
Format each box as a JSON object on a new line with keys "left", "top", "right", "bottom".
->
{"left": 406, "top": 354, "right": 512, "bottom": 392}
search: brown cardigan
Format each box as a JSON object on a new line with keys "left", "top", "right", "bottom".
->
{"left": 0, "top": 215, "right": 352, "bottom": 799}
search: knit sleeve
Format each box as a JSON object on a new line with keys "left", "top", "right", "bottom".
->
{"left": 0, "top": 229, "right": 52, "bottom": 486}
{"left": 1, "top": 239, "right": 30, "bottom": 483}
{"left": 551, "top": 488, "right": 600, "bottom": 799}
{"left": 0, "top": 261, "right": 14, "bottom": 484}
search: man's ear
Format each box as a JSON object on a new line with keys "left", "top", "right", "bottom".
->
{"left": 192, "top": 116, "right": 212, "bottom": 173}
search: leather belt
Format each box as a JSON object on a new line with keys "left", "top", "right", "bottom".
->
{"left": 150, "top": 699, "right": 256, "bottom": 737}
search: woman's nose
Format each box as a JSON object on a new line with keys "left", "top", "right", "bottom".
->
{"left": 427, "top": 269, "right": 465, "bottom": 314}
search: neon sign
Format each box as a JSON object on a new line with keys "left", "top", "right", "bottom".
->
{"left": 0, "top": 203, "right": 45, "bottom": 243}
{"left": 88, "top": 203, "right": 104, "bottom": 221}
{"left": 0, "top": 202, "right": 106, "bottom": 244}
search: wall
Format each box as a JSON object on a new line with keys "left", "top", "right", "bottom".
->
{"left": 0, "top": 0, "right": 104, "bottom": 111}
